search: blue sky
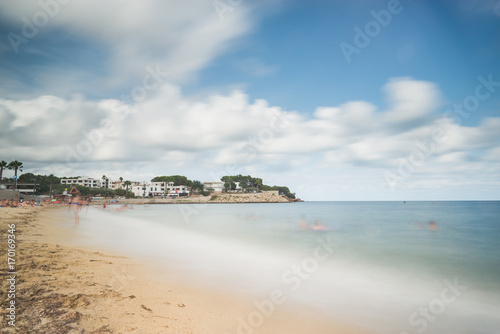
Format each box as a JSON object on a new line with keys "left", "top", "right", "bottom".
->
{"left": 193, "top": 0, "right": 500, "bottom": 121}
{"left": 0, "top": 0, "right": 499, "bottom": 200}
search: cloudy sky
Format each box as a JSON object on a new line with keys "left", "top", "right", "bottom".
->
{"left": 0, "top": 0, "right": 499, "bottom": 200}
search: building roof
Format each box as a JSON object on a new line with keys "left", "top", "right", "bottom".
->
{"left": 0, "top": 182, "right": 35, "bottom": 186}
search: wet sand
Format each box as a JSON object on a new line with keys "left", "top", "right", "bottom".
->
{"left": 0, "top": 206, "right": 372, "bottom": 333}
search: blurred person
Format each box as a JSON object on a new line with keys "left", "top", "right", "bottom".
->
{"left": 298, "top": 216, "right": 308, "bottom": 231}
{"left": 428, "top": 220, "right": 438, "bottom": 231}
{"left": 312, "top": 220, "right": 327, "bottom": 231}
{"left": 69, "top": 196, "right": 82, "bottom": 226}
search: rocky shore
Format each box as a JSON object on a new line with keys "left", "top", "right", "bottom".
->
{"left": 89, "top": 192, "right": 302, "bottom": 205}
{"left": 209, "top": 192, "right": 292, "bottom": 203}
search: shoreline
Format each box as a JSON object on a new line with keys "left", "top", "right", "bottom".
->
{"left": 0, "top": 206, "right": 370, "bottom": 334}
{"left": 96, "top": 192, "right": 302, "bottom": 205}
{"left": 0, "top": 189, "right": 303, "bottom": 205}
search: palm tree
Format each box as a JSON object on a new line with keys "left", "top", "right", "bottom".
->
{"left": 253, "top": 178, "right": 263, "bottom": 192}
{"left": 47, "top": 174, "right": 57, "bottom": 199}
{"left": 7, "top": 160, "right": 23, "bottom": 190}
{"left": 0, "top": 160, "right": 7, "bottom": 182}
{"left": 124, "top": 180, "right": 132, "bottom": 198}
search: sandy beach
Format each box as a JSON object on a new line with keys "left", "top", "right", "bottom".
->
{"left": 0, "top": 206, "right": 371, "bottom": 334}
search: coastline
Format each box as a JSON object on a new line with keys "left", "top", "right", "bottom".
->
{"left": 94, "top": 192, "right": 302, "bottom": 205}
{"left": 0, "top": 206, "right": 369, "bottom": 334}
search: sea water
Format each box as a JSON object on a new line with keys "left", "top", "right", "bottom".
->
{"left": 70, "top": 201, "right": 500, "bottom": 334}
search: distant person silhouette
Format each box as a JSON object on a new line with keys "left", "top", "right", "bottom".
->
{"left": 311, "top": 220, "right": 327, "bottom": 231}
{"left": 70, "top": 196, "right": 81, "bottom": 226}
{"left": 428, "top": 220, "right": 438, "bottom": 231}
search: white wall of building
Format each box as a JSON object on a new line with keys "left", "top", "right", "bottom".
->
{"left": 204, "top": 181, "right": 223, "bottom": 192}
{"left": 61, "top": 177, "right": 106, "bottom": 188}
{"left": 131, "top": 181, "right": 189, "bottom": 197}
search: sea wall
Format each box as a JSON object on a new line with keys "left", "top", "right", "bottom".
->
{"left": 209, "top": 191, "right": 290, "bottom": 203}
{"left": 0, "top": 191, "right": 297, "bottom": 205}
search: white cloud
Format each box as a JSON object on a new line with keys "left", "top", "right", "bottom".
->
{"left": 382, "top": 77, "right": 442, "bottom": 124}
{"left": 0, "top": 0, "right": 253, "bottom": 94}
{"left": 485, "top": 147, "right": 500, "bottom": 161}
{"left": 1, "top": 1, "right": 497, "bottom": 200}
{"left": 1, "top": 76, "right": 499, "bottom": 200}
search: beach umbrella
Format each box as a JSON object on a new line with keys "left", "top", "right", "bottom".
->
{"left": 51, "top": 199, "right": 57, "bottom": 202}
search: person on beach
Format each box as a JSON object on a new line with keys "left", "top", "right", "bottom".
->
{"left": 311, "top": 220, "right": 327, "bottom": 231}
{"left": 114, "top": 204, "right": 130, "bottom": 212}
{"left": 298, "top": 216, "right": 308, "bottom": 231}
{"left": 428, "top": 220, "right": 438, "bottom": 231}
{"left": 69, "top": 196, "right": 82, "bottom": 226}
{"left": 82, "top": 197, "right": 90, "bottom": 213}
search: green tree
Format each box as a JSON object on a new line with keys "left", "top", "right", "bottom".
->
{"left": 189, "top": 180, "right": 203, "bottom": 193}
{"left": 222, "top": 176, "right": 233, "bottom": 192}
{"left": 123, "top": 180, "right": 132, "bottom": 198}
{"left": 151, "top": 175, "right": 189, "bottom": 186}
{"left": 47, "top": 174, "right": 58, "bottom": 198}
{"left": 7, "top": 160, "right": 23, "bottom": 190}
{"left": 251, "top": 177, "right": 263, "bottom": 191}
{"left": 0, "top": 160, "right": 7, "bottom": 181}
{"left": 19, "top": 172, "right": 35, "bottom": 182}
{"left": 18, "top": 173, "right": 37, "bottom": 193}
{"left": 261, "top": 185, "right": 295, "bottom": 199}
{"left": 115, "top": 188, "right": 126, "bottom": 197}
{"left": 221, "top": 175, "right": 254, "bottom": 191}
{"left": 151, "top": 176, "right": 167, "bottom": 183}
{"left": 221, "top": 174, "right": 296, "bottom": 198}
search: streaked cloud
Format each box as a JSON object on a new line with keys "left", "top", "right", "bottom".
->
{"left": 1, "top": 77, "right": 498, "bottom": 198}
{"left": 0, "top": 0, "right": 498, "bottom": 200}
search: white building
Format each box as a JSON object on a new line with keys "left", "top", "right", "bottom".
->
{"left": 203, "top": 181, "right": 224, "bottom": 193}
{"left": 131, "top": 182, "right": 164, "bottom": 197}
{"left": 165, "top": 181, "right": 189, "bottom": 197}
{"left": 0, "top": 182, "right": 36, "bottom": 194}
{"left": 234, "top": 181, "right": 243, "bottom": 192}
{"left": 61, "top": 177, "right": 108, "bottom": 188}
{"left": 131, "top": 181, "right": 189, "bottom": 197}
{"left": 109, "top": 180, "right": 140, "bottom": 190}
{"left": 109, "top": 180, "right": 123, "bottom": 190}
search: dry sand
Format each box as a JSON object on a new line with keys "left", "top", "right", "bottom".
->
{"left": 0, "top": 206, "right": 373, "bottom": 334}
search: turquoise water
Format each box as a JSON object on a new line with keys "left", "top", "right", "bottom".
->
{"left": 73, "top": 201, "right": 500, "bottom": 333}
